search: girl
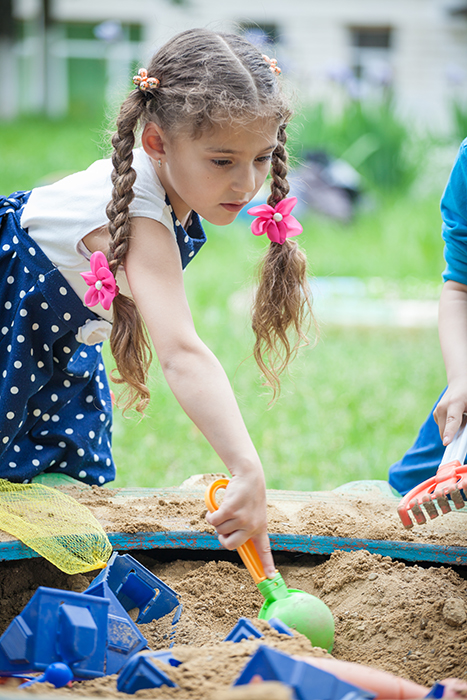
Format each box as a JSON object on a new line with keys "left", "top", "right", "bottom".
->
{"left": 0, "top": 28, "right": 313, "bottom": 577}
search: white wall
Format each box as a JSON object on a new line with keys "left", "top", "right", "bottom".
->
{"left": 10, "top": 0, "right": 467, "bottom": 131}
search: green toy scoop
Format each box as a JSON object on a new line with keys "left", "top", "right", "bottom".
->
{"left": 205, "top": 478, "right": 335, "bottom": 651}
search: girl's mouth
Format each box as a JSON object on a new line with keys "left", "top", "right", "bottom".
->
{"left": 221, "top": 202, "right": 247, "bottom": 212}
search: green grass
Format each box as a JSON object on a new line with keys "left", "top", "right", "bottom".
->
{"left": 109, "top": 325, "right": 445, "bottom": 491}
{"left": 295, "top": 197, "right": 445, "bottom": 282}
{"left": 0, "top": 115, "right": 107, "bottom": 193}
{"left": 0, "top": 113, "right": 449, "bottom": 492}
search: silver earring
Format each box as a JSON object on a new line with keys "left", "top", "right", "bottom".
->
{"left": 158, "top": 159, "right": 162, "bottom": 168}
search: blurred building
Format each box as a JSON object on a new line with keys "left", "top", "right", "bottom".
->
{"left": 1, "top": 0, "right": 467, "bottom": 132}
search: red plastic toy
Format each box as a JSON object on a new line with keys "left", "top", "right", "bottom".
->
{"left": 397, "top": 425, "right": 467, "bottom": 528}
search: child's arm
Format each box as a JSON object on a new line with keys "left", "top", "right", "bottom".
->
{"left": 433, "top": 141, "right": 467, "bottom": 445}
{"left": 434, "top": 279, "right": 467, "bottom": 444}
{"left": 125, "top": 217, "right": 276, "bottom": 577}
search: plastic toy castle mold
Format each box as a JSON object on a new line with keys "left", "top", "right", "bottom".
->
{"left": 233, "top": 645, "right": 376, "bottom": 700}
{"left": 0, "top": 587, "right": 108, "bottom": 679}
{"left": 223, "top": 617, "right": 294, "bottom": 643}
{"left": 117, "top": 650, "right": 181, "bottom": 694}
{"left": 87, "top": 552, "right": 180, "bottom": 623}
{"left": 83, "top": 577, "right": 148, "bottom": 675}
{"left": 169, "top": 603, "right": 183, "bottom": 648}
{"left": 267, "top": 618, "right": 294, "bottom": 636}
{"left": 223, "top": 617, "right": 264, "bottom": 643}
{"left": 85, "top": 552, "right": 183, "bottom": 674}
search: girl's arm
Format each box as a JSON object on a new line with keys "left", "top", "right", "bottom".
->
{"left": 125, "top": 217, "right": 276, "bottom": 577}
{"left": 434, "top": 279, "right": 467, "bottom": 444}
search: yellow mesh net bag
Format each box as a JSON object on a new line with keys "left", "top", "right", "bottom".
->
{"left": 0, "top": 479, "right": 112, "bottom": 574}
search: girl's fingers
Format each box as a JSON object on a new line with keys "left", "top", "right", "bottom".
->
{"left": 210, "top": 518, "right": 241, "bottom": 537}
{"left": 205, "top": 508, "right": 229, "bottom": 528}
{"left": 217, "top": 530, "right": 275, "bottom": 579}
{"left": 207, "top": 510, "right": 260, "bottom": 541}
{"left": 217, "top": 530, "right": 243, "bottom": 550}
{"left": 443, "top": 415, "right": 463, "bottom": 446}
{"left": 435, "top": 399, "right": 466, "bottom": 446}
{"left": 206, "top": 511, "right": 275, "bottom": 578}
{"left": 250, "top": 532, "right": 275, "bottom": 579}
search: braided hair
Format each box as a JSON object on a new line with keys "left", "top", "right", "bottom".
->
{"left": 105, "top": 28, "right": 315, "bottom": 411}
{"left": 106, "top": 91, "right": 152, "bottom": 413}
{"left": 252, "top": 124, "right": 315, "bottom": 399}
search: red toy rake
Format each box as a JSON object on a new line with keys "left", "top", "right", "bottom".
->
{"left": 398, "top": 424, "right": 467, "bottom": 528}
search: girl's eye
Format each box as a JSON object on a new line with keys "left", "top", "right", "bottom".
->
{"left": 211, "top": 155, "right": 272, "bottom": 167}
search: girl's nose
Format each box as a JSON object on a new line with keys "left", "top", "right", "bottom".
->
{"left": 232, "top": 164, "right": 256, "bottom": 194}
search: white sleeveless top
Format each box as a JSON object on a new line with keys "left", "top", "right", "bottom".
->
{"left": 21, "top": 148, "right": 174, "bottom": 323}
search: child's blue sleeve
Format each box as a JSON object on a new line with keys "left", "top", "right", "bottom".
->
{"left": 441, "top": 139, "right": 467, "bottom": 285}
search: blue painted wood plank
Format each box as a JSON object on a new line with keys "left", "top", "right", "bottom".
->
{"left": 0, "top": 539, "right": 39, "bottom": 561}
{"left": 106, "top": 531, "right": 467, "bottom": 565}
{"left": 108, "top": 531, "right": 221, "bottom": 552}
{"left": 272, "top": 533, "right": 467, "bottom": 564}
{"left": 0, "top": 531, "right": 466, "bottom": 566}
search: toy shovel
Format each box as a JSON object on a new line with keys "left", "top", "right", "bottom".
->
{"left": 205, "top": 478, "right": 335, "bottom": 651}
{"left": 398, "top": 423, "right": 467, "bottom": 528}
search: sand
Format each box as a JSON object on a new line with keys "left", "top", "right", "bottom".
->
{"left": 0, "top": 474, "right": 466, "bottom": 697}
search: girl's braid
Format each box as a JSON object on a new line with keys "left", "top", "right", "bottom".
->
{"left": 267, "top": 124, "right": 289, "bottom": 206}
{"left": 106, "top": 91, "right": 143, "bottom": 273}
{"left": 106, "top": 90, "right": 153, "bottom": 413}
{"left": 252, "top": 123, "right": 316, "bottom": 400}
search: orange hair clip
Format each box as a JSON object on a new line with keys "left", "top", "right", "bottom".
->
{"left": 262, "top": 54, "right": 281, "bottom": 75}
{"left": 133, "top": 68, "right": 160, "bottom": 91}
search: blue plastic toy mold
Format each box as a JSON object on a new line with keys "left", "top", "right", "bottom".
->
{"left": 233, "top": 645, "right": 377, "bottom": 700}
{"left": 87, "top": 552, "right": 180, "bottom": 623}
{"left": 223, "top": 617, "right": 294, "bottom": 643}
{"left": 223, "top": 617, "right": 264, "bottom": 643}
{"left": 84, "top": 558, "right": 150, "bottom": 675}
{"left": 117, "top": 650, "right": 181, "bottom": 694}
{"left": 84, "top": 552, "right": 181, "bottom": 674}
{"left": 0, "top": 587, "right": 109, "bottom": 679}
{"left": 0, "top": 553, "right": 181, "bottom": 680}
{"left": 266, "top": 618, "right": 294, "bottom": 636}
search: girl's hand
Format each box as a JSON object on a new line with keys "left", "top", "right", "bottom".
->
{"left": 437, "top": 280, "right": 467, "bottom": 445}
{"left": 205, "top": 473, "right": 276, "bottom": 579}
{"left": 433, "top": 379, "right": 467, "bottom": 445}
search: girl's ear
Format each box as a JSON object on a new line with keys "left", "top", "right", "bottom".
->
{"left": 142, "top": 122, "right": 167, "bottom": 160}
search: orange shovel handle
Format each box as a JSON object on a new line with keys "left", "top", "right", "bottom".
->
{"left": 204, "top": 478, "right": 267, "bottom": 585}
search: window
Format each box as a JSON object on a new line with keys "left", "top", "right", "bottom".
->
{"left": 239, "top": 22, "right": 279, "bottom": 48}
{"left": 349, "top": 26, "right": 393, "bottom": 86}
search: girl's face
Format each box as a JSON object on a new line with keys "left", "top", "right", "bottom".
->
{"left": 146, "top": 118, "right": 279, "bottom": 227}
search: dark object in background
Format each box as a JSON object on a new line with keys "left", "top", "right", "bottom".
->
{"left": 290, "top": 151, "right": 362, "bottom": 222}
{"left": 0, "top": 1, "right": 14, "bottom": 38}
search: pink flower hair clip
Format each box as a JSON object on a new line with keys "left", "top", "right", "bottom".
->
{"left": 81, "top": 251, "right": 119, "bottom": 311}
{"left": 133, "top": 68, "right": 160, "bottom": 92}
{"left": 248, "top": 196, "right": 303, "bottom": 245}
{"left": 262, "top": 54, "right": 281, "bottom": 75}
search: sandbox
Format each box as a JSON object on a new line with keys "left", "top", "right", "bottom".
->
{"left": 0, "top": 474, "right": 466, "bottom": 697}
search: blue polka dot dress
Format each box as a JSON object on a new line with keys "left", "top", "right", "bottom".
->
{"left": 0, "top": 191, "right": 207, "bottom": 484}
